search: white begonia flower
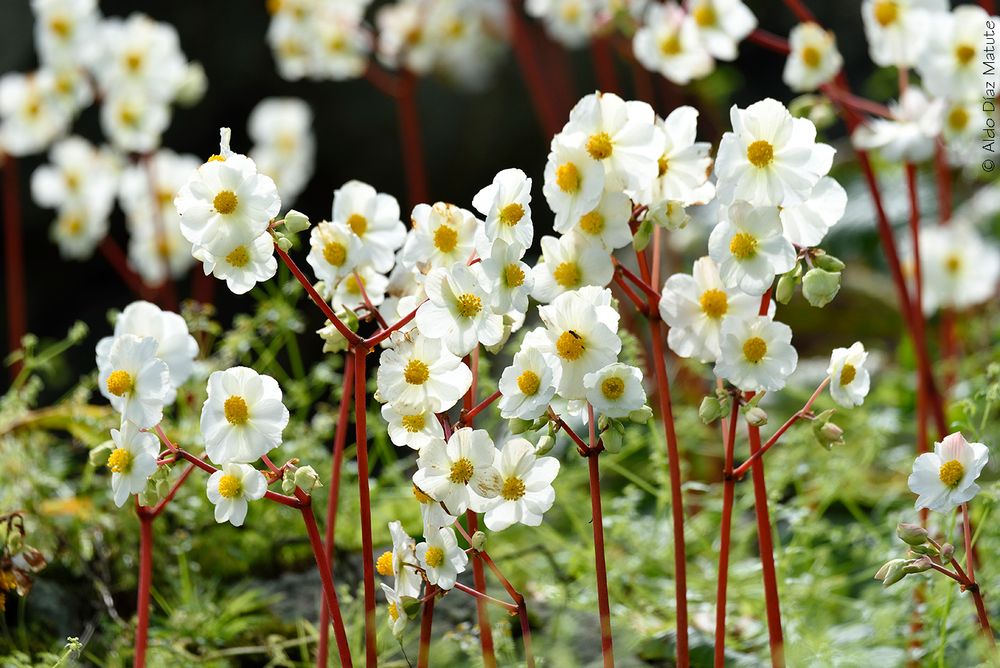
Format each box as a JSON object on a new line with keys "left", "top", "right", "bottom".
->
{"left": 30, "top": 136, "right": 118, "bottom": 213}
{"left": 715, "top": 315, "right": 798, "bottom": 392}
{"left": 248, "top": 97, "right": 315, "bottom": 204}
{"left": 941, "top": 99, "right": 987, "bottom": 166}
{"left": 412, "top": 481, "right": 456, "bottom": 531}
{"left": 324, "top": 265, "right": 389, "bottom": 314}
{"left": 333, "top": 180, "right": 406, "bottom": 274}
{"left": 193, "top": 226, "right": 277, "bottom": 296}
{"left": 708, "top": 202, "right": 796, "bottom": 295}
{"left": 909, "top": 223, "right": 1000, "bottom": 314}
{"left": 48, "top": 203, "right": 109, "bottom": 260}
{"left": 561, "top": 91, "right": 665, "bottom": 192}
{"left": 308, "top": 5, "right": 373, "bottom": 81}
{"left": 778, "top": 177, "right": 847, "bottom": 247}
{"left": 206, "top": 462, "right": 267, "bottom": 527}
{"left": 525, "top": 0, "right": 600, "bottom": 48}
{"left": 200, "top": 366, "right": 290, "bottom": 465}
{"left": 484, "top": 438, "right": 560, "bottom": 532}
{"left": 559, "top": 191, "right": 633, "bottom": 251}
{"left": 584, "top": 363, "right": 647, "bottom": 418}
{"left": 416, "top": 526, "right": 469, "bottom": 591}
{"left": 375, "top": 520, "right": 423, "bottom": 599}
{"left": 851, "top": 87, "right": 944, "bottom": 163}
{"left": 536, "top": 288, "right": 622, "bottom": 400}
{"left": 95, "top": 300, "right": 198, "bottom": 404}
{"left": 412, "top": 428, "right": 501, "bottom": 516}
{"left": 633, "top": 2, "right": 714, "bottom": 86}
{"left": 908, "top": 432, "right": 989, "bottom": 513}
{"left": 381, "top": 400, "right": 445, "bottom": 452}
{"left": 715, "top": 98, "right": 835, "bottom": 207}
{"left": 107, "top": 420, "right": 159, "bottom": 508}
{"left": 0, "top": 71, "right": 73, "bottom": 156}
{"left": 479, "top": 239, "right": 535, "bottom": 315}
{"left": 100, "top": 90, "right": 170, "bottom": 154}
{"left": 783, "top": 22, "right": 843, "bottom": 93}
{"left": 827, "top": 342, "right": 871, "bottom": 408}
{"left": 376, "top": 334, "right": 472, "bottom": 413}
{"left": 543, "top": 137, "right": 606, "bottom": 231}
{"left": 307, "top": 220, "right": 364, "bottom": 285}
{"left": 862, "top": 0, "right": 948, "bottom": 68}
{"left": 400, "top": 202, "right": 479, "bottom": 270}
{"left": 659, "top": 256, "right": 766, "bottom": 363}
{"left": 174, "top": 128, "right": 282, "bottom": 248}
{"left": 31, "top": 0, "right": 101, "bottom": 67}
{"left": 415, "top": 263, "right": 504, "bottom": 356}
{"left": 94, "top": 14, "right": 188, "bottom": 101}
{"left": 684, "top": 0, "right": 757, "bottom": 61}
{"left": 97, "top": 334, "right": 170, "bottom": 429}
{"left": 379, "top": 582, "right": 410, "bottom": 639}
{"left": 498, "top": 345, "right": 561, "bottom": 420}
{"left": 641, "top": 107, "right": 715, "bottom": 207}
{"left": 530, "top": 234, "right": 615, "bottom": 304}
{"left": 375, "top": 2, "right": 437, "bottom": 75}
{"left": 472, "top": 168, "right": 533, "bottom": 256}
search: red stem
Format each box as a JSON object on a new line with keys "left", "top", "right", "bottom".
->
{"left": 459, "top": 389, "right": 502, "bottom": 426}
{"left": 782, "top": 0, "right": 817, "bottom": 22}
{"left": 454, "top": 582, "right": 518, "bottom": 613}
{"left": 587, "top": 404, "right": 615, "bottom": 667}
{"left": 301, "top": 503, "right": 354, "bottom": 667}
{"left": 616, "top": 261, "right": 660, "bottom": 301}
{"left": 507, "top": 0, "right": 563, "bottom": 138}
{"left": 397, "top": 71, "right": 428, "bottom": 209}
{"left": 134, "top": 508, "right": 154, "bottom": 667}
{"left": 748, "top": 29, "right": 791, "bottom": 55}
{"left": 591, "top": 35, "right": 621, "bottom": 95}
{"left": 3, "top": 154, "right": 26, "bottom": 379}
{"left": 963, "top": 504, "right": 976, "bottom": 587}
{"left": 354, "top": 347, "right": 378, "bottom": 666}
{"left": 150, "top": 461, "right": 198, "bottom": 517}
{"left": 612, "top": 273, "right": 648, "bottom": 315}
{"left": 364, "top": 299, "right": 424, "bottom": 348}
{"left": 417, "top": 586, "right": 436, "bottom": 668}
{"left": 100, "top": 237, "right": 152, "bottom": 301}
{"left": 714, "top": 399, "right": 740, "bottom": 668}
{"left": 274, "top": 244, "right": 362, "bottom": 346}
{"left": 354, "top": 269, "right": 389, "bottom": 329}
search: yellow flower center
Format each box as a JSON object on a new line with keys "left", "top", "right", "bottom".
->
{"left": 401, "top": 413, "right": 425, "bottom": 432}
{"left": 517, "top": 370, "right": 541, "bottom": 396}
{"left": 659, "top": 35, "right": 682, "bottom": 56}
{"left": 955, "top": 44, "right": 976, "bottom": 65}
{"left": 213, "top": 190, "right": 238, "bottom": 215}
{"left": 948, "top": 107, "right": 970, "bottom": 131}
{"left": 746, "top": 140, "right": 775, "bottom": 168}
{"left": 556, "top": 162, "right": 581, "bottom": 193}
{"left": 413, "top": 484, "right": 434, "bottom": 504}
{"left": 347, "top": 213, "right": 368, "bottom": 236}
{"left": 658, "top": 156, "right": 669, "bottom": 176}
{"left": 218, "top": 474, "right": 242, "bottom": 499}
{"left": 118, "top": 105, "right": 139, "bottom": 127}
{"left": 801, "top": 45, "right": 822, "bottom": 68}
{"left": 404, "top": 359, "right": 430, "bottom": 385}
{"left": 729, "top": 232, "right": 759, "bottom": 260}
{"left": 106, "top": 370, "right": 134, "bottom": 397}
{"left": 601, "top": 376, "right": 626, "bottom": 400}
{"left": 501, "top": 476, "right": 526, "bottom": 501}
{"left": 449, "top": 457, "right": 475, "bottom": 484}
{"left": 499, "top": 203, "right": 525, "bottom": 227}
{"left": 938, "top": 459, "right": 965, "bottom": 488}
{"left": 579, "top": 210, "right": 604, "bottom": 235}
{"left": 388, "top": 602, "right": 399, "bottom": 621}
{"left": 873, "top": 0, "right": 898, "bottom": 27}
{"left": 124, "top": 52, "right": 143, "bottom": 72}
{"left": 226, "top": 245, "right": 250, "bottom": 268}
{"left": 692, "top": 3, "right": 716, "bottom": 27}
{"left": 839, "top": 363, "right": 857, "bottom": 386}
{"left": 345, "top": 274, "right": 365, "bottom": 295}
{"left": 944, "top": 254, "right": 962, "bottom": 274}
{"left": 323, "top": 241, "right": 347, "bottom": 266}
{"left": 553, "top": 261, "right": 581, "bottom": 288}
{"left": 556, "top": 330, "right": 586, "bottom": 361}
{"left": 742, "top": 336, "right": 768, "bottom": 363}
{"left": 49, "top": 16, "right": 71, "bottom": 37}
{"left": 376, "top": 550, "right": 394, "bottom": 576}
{"left": 586, "top": 132, "right": 614, "bottom": 160}
{"left": 455, "top": 293, "right": 482, "bottom": 318}
{"left": 208, "top": 154, "right": 226, "bottom": 162}
{"left": 224, "top": 395, "right": 250, "bottom": 425}
{"left": 504, "top": 263, "right": 525, "bottom": 288}
{"left": 424, "top": 546, "right": 445, "bottom": 568}
{"left": 699, "top": 289, "right": 728, "bottom": 319}
{"left": 107, "top": 448, "right": 132, "bottom": 474}
{"left": 433, "top": 225, "right": 458, "bottom": 253}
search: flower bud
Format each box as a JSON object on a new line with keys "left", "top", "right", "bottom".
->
{"left": 283, "top": 210, "right": 311, "bottom": 233}
{"left": 176, "top": 62, "right": 207, "bottom": 107}
{"left": 742, "top": 405, "right": 768, "bottom": 427}
{"left": 632, "top": 217, "right": 653, "bottom": 252}
{"left": 775, "top": 270, "right": 798, "bottom": 305}
{"left": 896, "top": 522, "right": 929, "bottom": 546}
{"left": 629, "top": 405, "right": 653, "bottom": 424}
{"left": 601, "top": 427, "right": 624, "bottom": 453}
{"left": 940, "top": 543, "right": 955, "bottom": 562}
{"left": 294, "top": 465, "right": 323, "bottom": 493}
{"left": 647, "top": 199, "right": 690, "bottom": 231}
{"left": 875, "top": 559, "right": 908, "bottom": 587}
{"left": 281, "top": 475, "right": 297, "bottom": 495}
{"left": 471, "top": 531, "right": 487, "bottom": 552}
{"left": 401, "top": 595, "right": 422, "bottom": 618}
{"left": 812, "top": 253, "right": 845, "bottom": 272}
{"left": 275, "top": 233, "right": 294, "bottom": 252}
{"left": 903, "top": 556, "right": 933, "bottom": 574}
{"left": 802, "top": 268, "right": 841, "bottom": 307}
{"left": 509, "top": 418, "right": 534, "bottom": 435}
{"left": 699, "top": 396, "right": 724, "bottom": 424}
{"left": 534, "top": 434, "right": 555, "bottom": 456}
{"left": 68, "top": 321, "right": 89, "bottom": 343}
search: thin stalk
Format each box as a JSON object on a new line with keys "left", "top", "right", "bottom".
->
{"left": 748, "top": 29, "right": 791, "bottom": 55}
{"left": 150, "top": 462, "right": 198, "bottom": 517}
{"left": 274, "top": 244, "right": 362, "bottom": 346}
{"left": 963, "top": 504, "right": 976, "bottom": 589}
{"left": 354, "top": 347, "right": 378, "bottom": 666}
{"left": 714, "top": 399, "right": 741, "bottom": 668}
{"left": 417, "top": 586, "right": 436, "bottom": 668}
{"left": 612, "top": 273, "right": 648, "bottom": 314}
{"left": 99, "top": 237, "right": 151, "bottom": 301}
{"left": 134, "top": 508, "right": 154, "bottom": 668}
{"left": 588, "top": 404, "right": 615, "bottom": 667}
{"left": 590, "top": 35, "right": 621, "bottom": 95}
{"left": 301, "top": 504, "right": 354, "bottom": 668}
{"left": 365, "top": 299, "right": 425, "bottom": 348}
{"left": 3, "top": 154, "right": 26, "bottom": 379}
{"left": 397, "top": 71, "right": 428, "bottom": 208}
{"left": 454, "top": 583, "right": 519, "bottom": 614}
{"left": 459, "top": 389, "right": 502, "bottom": 426}
{"left": 506, "top": 0, "right": 562, "bottom": 137}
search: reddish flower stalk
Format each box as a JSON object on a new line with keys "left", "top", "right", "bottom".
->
{"left": 317, "top": 353, "right": 355, "bottom": 668}
{"left": 274, "top": 244, "right": 362, "bottom": 346}
{"left": 506, "top": 0, "right": 563, "bottom": 138}
{"left": 99, "top": 237, "right": 152, "bottom": 301}
{"left": 397, "top": 70, "right": 428, "bottom": 209}
{"left": 3, "top": 154, "right": 26, "bottom": 379}
{"left": 134, "top": 506, "right": 154, "bottom": 668}
{"left": 612, "top": 272, "right": 649, "bottom": 314}
{"left": 782, "top": 0, "right": 817, "bottom": 22}
{"left": 454, "top": 582, "right": 519, "bottom": 613}
{"left": 458, "top": 389, "right": 502, "bottom": 426}
{"left": 141, "top": 153, "right": 178, "bottom": 312}
{"left": 301, "top": 502, "right": 354, "bottom": 668}
{"left": 714, "top": 399, "right": 741, "bottom": 668}
{"left": 353, "top": 346, "right": 378, "bottom": 666}
{"left": 748, "top": 29, "right": 791, "bottom": 55}
{"left": 591, "top": 35, "right": 622, "bottom": 95}
{"left": 586, "top": 403, "right": 615, "bottom": 667}
{"left": 417, "top": 586, "right": 437, "bottom": 668}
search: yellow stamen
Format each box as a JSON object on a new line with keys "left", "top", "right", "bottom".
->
{"left": 601, "top": 376, "right": 625, "bottom": 400}
{"left": 556, "top": 162, "right": 581, "bottom": 193}
{"left": 388, "top": 602, "right": 399, "bottom": 621}
{"left": 404, "top": 359, "right": 430, "bottom": 385}
{"left": 948, "top": 107, "right": 970, "bottom": 131}
{"left": 658, "top": 156, "right": 669, "bottom": 176}
{"left": 873, "top": 0, "right": 898, "bottom": 27}
{"left": 449, "top": 458, "right": 475, "bottom": 485}
{"left": 746, "top": 140, "right": 775, "bottom": 168}
{"left": 501, "top": 476, "right": 526, "bottom": 501}
{"left": 348, "top": 213, "right": 368, "bottom": 236}
{"left": 579, "top": 210, "right": 604, "bottom": 235}
{"left": 323, "top": 241, "right": 347, "bottom": 266}
{"left": 743, "top": 336, "right": 768, "bottom": 363}
{"left": 556, "top": 330, "right": 585, "bottom": 361}
{"left": 801, "top": 45, "right": 822, "bottom": 68}
{"left": 413, "top": 484, "right": 434, "bottom": 504}
{"left": 553, "top": 261, "right": 581, "bottom": 288}
{"left": 455, "top": 293, "right": 482, "bottom": 318}
{"left": 729, "top": 232, "right": 758, "bottom": 260}
{"left": 517, "top": 370, "right": 541, "bottom": 396}
{"left": 944, "top": 254, "right": 962, "bottom": 274}
{"left": 433, "top": 225, "right": 458, "bottom": 253}
{"left": 938, "top": 459, "right": 964, "bottom": 488}
{"left": 499, "top": 203, "right": 525, "bottom": 227}
{"left": 401, "top": 414, "right": 425, "bottom": 432}
{"left": 208, "top": 154, "right": 226, "bottom": 162}
{"left": 224, "top": 395, "right": 250, "bottom": 425}
{"left": 586, "top": 132, "right": 614, "bottom": 160}
{"left": 376, "top": 551, "right": 394, "bottom": 576}
{"left": 699, "top": 289, "right": 728, "bottom": 319}
{"left": 213, "top": 190, "right": 238, "bottom": 215}
{"left": 839, "top": 363, "right": 856, "bottom": 386}
{"left": 504, "top": 263, "right": 525, "bottom": 288}
{"left": 107, "top": 448, "right": 132, "bottom": 474}
{"left": 955, "top": 44, "right": 976, "bottom": 65}
{"left": 344, "top": 274, "right": 365, "bottom": 295}
{"left": 692, "top": 2, "right": 716, "bottom": 27}
{"left": 106, "top": 370, "right": 133, "bottom": 397}
{"left": 226, "top": 246, "right": 250, "bottom": 268}
{"left": 424, "top": 546, "right": 444, "bottom": 568}
{"left": 659, "top": 35, "right": 681, "bottom": 56}
{"left": 218, "top": 474, "right": 242, "bottom": 499}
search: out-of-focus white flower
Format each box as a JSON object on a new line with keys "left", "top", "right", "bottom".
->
{"left": 715, "top": 315, "right": 798, "bottom": 392}
{"left": 93, "top": 14, "right": 188, "bottom": 102}
{"left": 416, "top": 263, "right": 504, "bottom": 356}
{"left": 908, "top": 432, "right": 989, "bottom": 513}
{"left": 558, "top": 191, "right": 633, "bottom": 251}
{"left": 416, "top": 526, "right": 469, "bottom": 590}
{"left": 248, "top": 97, "right": 315, "bottom": 204}
{"left": 543, "top": 137, "right": 606, "bottom": 231}
{"left": 48, "top": 202, "right": 109, "bottom": 260}
{"left": 484, "top": 438, "right": 560, "bottom": 531}
{"left": 479, "top": 239, "right": 535, "bottom": 314}
{"left": 31, "top": 137, "right": 116, "bottom": 212}
{"left": 852, "top": 87, "right": 944, "bottom": 163}
{"left": 708, "top": 202, "right": 796, "bottom": 295}
{"left": 783, "top": 22, "right": 843, "bottom": 92}
{"left": 107, "top": 420, "right": 159, "bottom": 507}
{"left": 31, "top": 0, "right": 101, "bottom": 67}
{"left": 333, "top": 180, "right": 406, "bottom": 274}
{"left": 472, "top": 168, "right": 533, "bottom": 256}
{"left": 412, "top": 428, "right": 501, "bottom": 516}
{"left": 100, "top": 89, "right": 170, "bottom": 153}
{"left": 376, "top": 333, "right": 472, "bottom": 412}
{"left": 401, "top": 202, "right": 479, "bottom": 271}
{"left": 633, "top": 2, "right": 714, "bottom": 85}
{"left": 531, "top": 234, "right": 614, "bottom": 303}
{"left": 584, "top": 362, "right": 647, "bottom": 418}
{"left": 827, "top": 342, "right": 870, "bottom": 408}
{"left": 908, "top": 223, "right": 1000, "bottom": 314}
{"left": 778, "top": 177, "right": 847, "bottom": 247}
{"left": 526, "top": 0, "right": 600, "bottom": 48}
{"left": 684, "top": 0, "right": 757, "bottom": 61}
{"left": 200, "top": 366, "right": 290, "bottom": 465}
{"left": 97, "top": 334, "right": 171, "bottom": 428}
{"left": 498, "top": 345, "right": 561, "bottom": 420}
{"left": 0, "top": 71, "right": 72, "bottom": 156}
{"left": 206, "top": 462, "right": 267, "bottom": 527}
{"left": 862, "top": 0, "right": 948, "bottom": 68}
{"left": 640, "top": 107, "right": 715, "bottom": 207}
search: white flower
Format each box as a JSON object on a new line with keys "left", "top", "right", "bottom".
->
{"left": 484, "top": 438, "right": 560, "bottom": 532}
{"left": 715, "top": 316, "right": 798, "bottom": 392}
{"left": 783, "top": 22, "right": 843, "bottom": 93}
{"left": 412, "top": 481, "right": 456, "bottom": 531}
{"left": 708, "top": 202, "right": 796, "bottom": 295}
{"left": 472, "top": 168, "right": 533, "bottom": 256}
{"left": 543, "top": 137, "right": 606, "bottom": 231}
{"left": 640, "top": 106, "right": 715, "bottom": 207}
{"left": 95, "top": 300, "right": 198, "bottom": 404}
{"left": 633, "top": 2, "right": 714, "bottom": 85}
{"left": 333, "top": 180, "right": 406, "bottom": 274}
{"left": 715, "top": 98, "right": 835, "bottom": 207}
{"left": 531, "top": 234, "right": 614, "bottom": 303}
{"left": 30, "top": 136, "right": 118, "bottom": 213}
{"left": 909, "top": 223, "right": 1000, "bottom": 314}
{"left": 659, "top": 256, "right": 764, "bottom": 362}
{"left": 557, "top": 191, "right": 633, "bottom": 251}
{"left": 248, "top": 97, "right": 315, "bottom": 204}
{"left": 307, "top": 220, "right": 364, "bottom": 285}
{"left": 382, "top": 401, "right": 444, "bottom": 451}
{"left": 536, "top": 289, "right": 622, "bottom": 400}
{"left": 200, "top": 366, "right": 290, "bottom": 464}
{"left": 106, "top": 420, "right": 159, "bottom": 507}
{"left": 862, "top": 0, "right": 948, "bottom": 68}
{"left": 206, "top": 462, "right": 267, "bottom": 527}
{"left": 376, "top": 334, "right": 472, "bottom": 412}
{"left": 827, "top": 342, "right": 870, "bottom": 408}
{"left": 412, "top": 428, "right": 500, "bottom": 516}
{"left": 908, "top": 432, "right": 989, "bottom": 513}
{"left": 526, "top": 0, "right": 600, "bottom": 48}
{"left": 479, "top": 239, "right": 535, "bottom": 314}
{"left": 100, "top": 90, "right": 170, "bottom": 154}
{"left": 379, "top": 582, "right": 410, "bottom": 639}
{"left": 0, "top": 71, "right": 72, "bottom": 156}
{"left": 325, "top": 265, "right": 389, "bottom": 313}
{"left": 97, "top": 334, "right": 170, "bottom": 428}
{"left": 498, "top": 346, "right": 561, "bottom": 420}
{"left": 93, "top": 14, "right": 188, "bottom": 101}
{"left": 851, "top": 87, "right": 944, "bottom": 163}
{"left": 584, "top": 363, "right": 647, "bottom": 418}
{"left": 685, "top": 0, "right": 757, "bottom": 61}
{"left": 415, "top": 263, "right": 504, "bottom": 356}
{"left": 400, "top": 202, "right": 479, "bottom": 270}
{"left": 561, "top": 91, "right": 665, "bottom": 192}
{"left": 416, "top": 526, "right": 469, "bottom": 591}
{"left": 48, "top": 203, "right": 109, "bottom": 260}
{"left": 31, "top": 0, "right": 101, "bottom": 67}
{"left": 376, "top": 520, "right": 422, "bottom": 598}
{"left": 193, "top": 226, "right": 277, "bottom": 295}
{"left": 777, "top": 177, "right": 847, "bottom": 247}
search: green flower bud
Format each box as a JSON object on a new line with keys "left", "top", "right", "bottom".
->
{"left": 646, "top": 199, "right": 690, "bottom": 231}
{"left": 875, "top": 559, "right": 909, "bottom": 587}
{"left": 283, "top": 210, "right": 311, "bottom": 233}
{"left": 812, "top": 253, "right": 845, "bottom": 272}
{"left": 281, "top": 475, "right": 297, "bottom": 495}
{"left": 813, "top": 420, "right": 844, "bottom": 450}
{"left": 802, "top": 268, "right": 841, "bottom": 307}
{"left": 275, "top": 233, "right": 294, "bottom": 253}
{"left": 534, "top": 434, "right": 555, "bottom": 456}
{"left": 742, "top": 405, "right": 768, "bottom": 427}
{"left": 629, "top": 405, "right": 653, "bottom": 424}
{"left": 471, "top": 531, "right": 487, "bottom": 551}
{"left": 902, "top": 556, "right": 933, "bottom": 574}
{"left": 699, "top": 396, "right": 724, "bottom": 424}
{"left": 940, "top": 543, "right": 956, "bottom": 562}
{"left": 68, "top": 321, "right": 89, "bottom": 343}
{"left": 897, "top": 522, "right": 929, "bottom": 546}
{"left": 601, "top": 427, "right": 624, "bottom": 453}
{"left": 509, "top": 418, "right": 534, "bottom": 435}
{"left": 401, "top": 596, "right": 422, "bottom": 618}
{"left": 294, "top": 465, "right": 323, "bottom": 493}
{"left": 775, "top": 270, "right": 798, "bottom": 304}
{"left": 633, "top": 218, "right": 654, "bottom": 252}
